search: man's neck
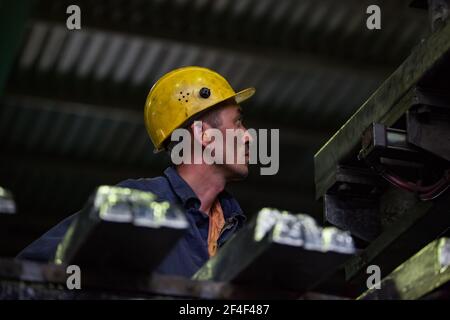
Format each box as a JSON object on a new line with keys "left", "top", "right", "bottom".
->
{"left": 176, "top": 165, "right": 226, "bottom": 214}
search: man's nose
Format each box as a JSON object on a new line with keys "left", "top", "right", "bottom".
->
{"left": 242, "top": 128, "right": 253, "bottom": 144}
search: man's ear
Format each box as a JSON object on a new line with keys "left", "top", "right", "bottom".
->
{"left": 190, "top": 120, "right": 212, "bottom": 147}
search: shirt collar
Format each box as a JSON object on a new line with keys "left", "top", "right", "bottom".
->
{"left": 164, "top": 166, "right": 200, "bottom": 209}
{"left": 163, "top": 167, "right": 246, "bottom": 221}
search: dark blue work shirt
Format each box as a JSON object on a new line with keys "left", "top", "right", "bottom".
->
{"left": 16, "top": 167, "right": 246, "bottom": 278}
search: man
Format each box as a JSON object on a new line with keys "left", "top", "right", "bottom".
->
{"left": 17, "top": 66, "right": 256, "bottom": 278}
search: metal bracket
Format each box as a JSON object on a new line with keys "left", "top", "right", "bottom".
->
{"left": 359, "top": 123, "right": 423, "bottom": 166}
{"left": 408, "top": 89, "right": 450, "bottom": 161}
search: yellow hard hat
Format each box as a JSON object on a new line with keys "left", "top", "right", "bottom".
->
{"left": 144, "top": 66, "right": 256, "bottom": 151}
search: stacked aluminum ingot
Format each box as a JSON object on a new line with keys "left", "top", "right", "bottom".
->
{"left": 193, "top": 208, "right": 355, "bottom": 293}
{"left": 55, "top": 186, "right": 188, "bottom": 273}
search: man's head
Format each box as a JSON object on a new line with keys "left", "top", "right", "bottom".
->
{"left": 190, "top": 100, "right": 251, "bottom": 180}
{"left": 144, "top": 66, "right": 255, "bottom": 181}
{"left": 144, "top": 66, "right": 255, "bottom": 150}
{"left": 165, "top": 98, "right": 251, "bottom": 181}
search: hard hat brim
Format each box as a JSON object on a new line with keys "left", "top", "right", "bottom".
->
{"left": 233, "top": 87, "right": 256, "bottom": 105}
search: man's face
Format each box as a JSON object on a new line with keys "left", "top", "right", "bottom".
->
{"left": 214, "top": 103, "right": 251, "bottom": 181}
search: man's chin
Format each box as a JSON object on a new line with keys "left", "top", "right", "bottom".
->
{"left": 227, "top": 164, "right": 249, "bottom": 181}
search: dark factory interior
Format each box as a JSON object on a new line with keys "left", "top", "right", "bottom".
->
{"left": 0, "top": 0, "right": 449, "bottom": 301}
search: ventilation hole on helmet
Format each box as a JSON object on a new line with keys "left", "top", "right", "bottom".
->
{"left": 187, "top": 93, "right": 189, "bottom": 95}
{"left": 182, "top": 96, "right": 185, "bottom": 98}
{"left": 178, "top": 99, "right": 181, "bottom": 101}
{"left": 180, "top": 91, "right": 182, "bottom": 94}
{"left": 186, "top": 100, "right": 188, "bottom": 102}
